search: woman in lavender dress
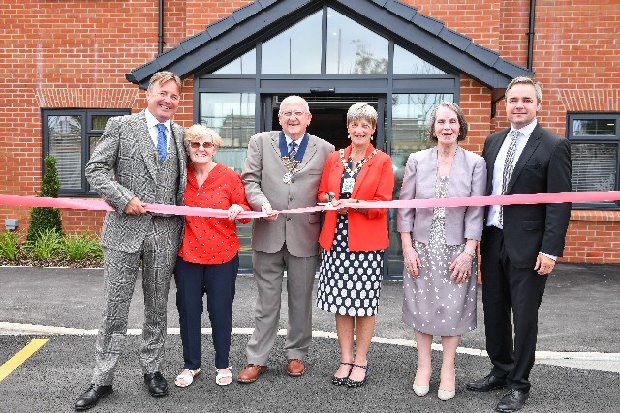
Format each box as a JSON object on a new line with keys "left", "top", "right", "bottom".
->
{"left": 397, "top": 102, "right": 486, "bottom": 400}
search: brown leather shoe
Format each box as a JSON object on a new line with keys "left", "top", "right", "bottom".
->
{"left": 287, "top": 359, "right": 306, "bottom": 377}
{"left": 237, "top": 364, "right": 267, "bottom": 383}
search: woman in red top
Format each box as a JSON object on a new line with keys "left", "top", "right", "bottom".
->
{"left": 316, "top": 103, "right": 395, "bottom": 388}
{"left": 174, "top": 125, "right": 251, "bottom": 388}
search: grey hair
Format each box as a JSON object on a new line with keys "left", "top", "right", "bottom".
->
{"left": 279, "top": 95, "right": 310, "bottom": 113}
{"left": 347, "top": 103, "right": 378, "bottom": 129}
{"left": 506, "top": 76, "right": 543, "bottom": 103}
{"left": 427, "top": 101, "right": 469, "bottom": 142}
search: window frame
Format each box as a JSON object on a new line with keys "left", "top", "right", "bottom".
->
{"left": 567, "top": 112, "right": 620, "bottom": 210}
{"left": 42, "top": 108, "right": 131, "bottom": 196}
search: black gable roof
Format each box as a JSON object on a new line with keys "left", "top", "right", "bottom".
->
{"left": 127, "top": 0, "right": 532, "bottom": 97}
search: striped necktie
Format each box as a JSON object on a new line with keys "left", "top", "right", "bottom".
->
{"left": 499, "top": 130, "right": 519, "bottom": 226}
{"left": 289, "top": 141, "right": 298, "bottom": 159}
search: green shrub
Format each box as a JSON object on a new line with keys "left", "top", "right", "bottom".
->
{"left": 27, "top": 155, "right": 63, "bottom": 243}
{"left": 27, "top": 228, "right": 64, "bottom": 260}
{"left": 0, "top": 231, "right": 20, "bottom": 261}
{"left": 62, "top": 232, "right": 103, "bottom": 261}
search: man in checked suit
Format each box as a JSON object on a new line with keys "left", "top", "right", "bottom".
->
{"left": 75, "top": 71, "right": 187, "bottom": 410}
{"left": 467, "top": 77, "right": 572, "bottom": 412}
{"left": 237, "top": 96, "right": 334, "bottom": 383}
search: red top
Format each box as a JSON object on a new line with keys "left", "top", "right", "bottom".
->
{"left": 178, "top": 163, "right": 251, "bottom": 265}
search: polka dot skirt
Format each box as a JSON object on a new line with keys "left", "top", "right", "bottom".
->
{"left": 317, "top": 214, "right": 384, "bottom": 316}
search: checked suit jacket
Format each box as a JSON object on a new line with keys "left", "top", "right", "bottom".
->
{"left": 85, "top": 110, "right": 187, "bottom": 253}
{"left": 242, "top": 131, "right": 334, "bottom": 257}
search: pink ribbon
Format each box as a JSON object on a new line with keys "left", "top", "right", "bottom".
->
{"left": 1, "top": 191, "right": 619, "bottom": 219}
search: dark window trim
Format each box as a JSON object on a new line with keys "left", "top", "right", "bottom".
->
{"left": 567, "top": 111, "right": 620, "bottom": 210}
{"left": 42, "top": 108, "right": 131, "bottom": 197}
{"left": 195, "top": 6, "right": 460, "bottom": 145}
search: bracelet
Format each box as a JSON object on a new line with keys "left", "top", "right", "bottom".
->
{"left": 464, "top": 249, "right": 476, "bottom": 258}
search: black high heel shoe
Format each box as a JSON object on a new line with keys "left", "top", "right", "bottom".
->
{"left": 331, "top": 362, "right": 354, "bottom": 386}
{"left": 346, "top": 364, "right": 369, "bottom": 388}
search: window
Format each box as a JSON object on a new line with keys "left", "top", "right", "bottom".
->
{"left": 568, "top": 113, "right": 620, "bottom": 209}
{"left": 199, "top": 93, "right": 256, "bottom": 172}
{"left": 393, "top": 45, "right": 445, "bottom": 75}
{"left": 214, "top": 49, "right": 256, "bottom": 74}
{"left": 260, "top": 7, "right": 391, "bottom": 75}
{"left": 262, "top": 11, "right": 322, "bottom": 74}
{"left": 325, "top": 9, "right": 388, "bottom": 74}
{"left": 42, "top": 109, "right": 131, "bottom": 195}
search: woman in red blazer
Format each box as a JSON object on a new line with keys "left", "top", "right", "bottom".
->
{"left": 316, "top": 103, "right": 395, "bottom": 388}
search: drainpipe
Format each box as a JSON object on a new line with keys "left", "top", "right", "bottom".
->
{"left": 158, "top": 0, "right": 165, "bottom": 55}
{"left": 493, "top": 0, "right": 537, "bottom": 118}
{"left": 527, "top": 0, "right": 536, "bottom": 70}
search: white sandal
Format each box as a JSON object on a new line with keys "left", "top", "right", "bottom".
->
{"left": 215, "top": 367, "right": 233, "bottom": 386}
{"left": 174, "top": 368, "right": 201, "bottom": 388}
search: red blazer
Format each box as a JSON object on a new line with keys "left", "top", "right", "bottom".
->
{"left": 318, "top": 144, "right": 395, "bottom": 251}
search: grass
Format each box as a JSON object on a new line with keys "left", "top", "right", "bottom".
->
{"left": 0, "top": 231, "right": 20, "bottom": 261}
{"left": 63, "top": 232, "right": 103, "bottom": 261}
{"left": 26, "top": 228, "right": 64, "bottom": 260}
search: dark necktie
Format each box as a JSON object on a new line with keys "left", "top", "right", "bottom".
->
{"left": 500, "top": 130, "right": 519, "bottom": 226}
{"left": 289, "top": 141, "right": 298, "bottom": 159}
{"left": 156, "top": 123, "right": 167, "bottom": 162}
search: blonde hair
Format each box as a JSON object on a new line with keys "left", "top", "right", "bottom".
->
{"left": 184, "top": 124, "right": 222, "bottom": 149}
{"left": 148, "top": 71, "right": 183, "bottom": 94}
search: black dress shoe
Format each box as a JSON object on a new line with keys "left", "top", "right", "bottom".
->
{"left": 496, "top": 389, "right": 529, "bottom": 412}
{"left": 144, "top": 372, "right": 169, "bottom": 397}
{"left": 466, "top": 374, "right": 507, "bottom": 392}
{"left": 74, "top": 384, "right": 113, "bottom": 411}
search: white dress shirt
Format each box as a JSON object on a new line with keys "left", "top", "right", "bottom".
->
{"left": 487, "top": 119, "right": 538, "bottom": 228}
{"left": 284, "top": 133, "right": 303, "bottom": 150}
{"left": 145, "top": 109, "right": 170, "bottom": 150}
{"left": 486, "top": 119, "right": 556, "bottom": 260}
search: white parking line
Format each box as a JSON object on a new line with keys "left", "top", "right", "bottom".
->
{"left": 1, "top": 322, "right": 619, "bottom": 372}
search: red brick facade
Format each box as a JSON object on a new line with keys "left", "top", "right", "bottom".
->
{"left": 1, "top": 0, "right": 618, "bottom": 263}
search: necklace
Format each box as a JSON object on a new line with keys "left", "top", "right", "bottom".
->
{"left": 281, "top": 156, "right": 299, "bottom": 184}
{"left": 339, "top": 148, "right": 379, "bottom": 194}
{"left": 340, "top": 148, "right": 379, "bottom": 176}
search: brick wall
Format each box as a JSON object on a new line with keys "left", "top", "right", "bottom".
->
{"left": 406, "top": 0, "right": 620, "bottom": 263}
{"left": 1, "top": 0, "right": 618, "bottom": 263}
{"left": 1, "top": 0, "right": 165, "bottom": 236}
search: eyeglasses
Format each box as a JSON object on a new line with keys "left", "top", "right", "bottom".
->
{"left": 189, "top": 141, "right": 215, "bottom": 149}
{"left": 279, "top": 111, "right": 307, "bottom": 118}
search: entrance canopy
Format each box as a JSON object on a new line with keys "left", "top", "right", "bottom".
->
{"left": 127, "top": 0, "right": 532, "bottom": 101}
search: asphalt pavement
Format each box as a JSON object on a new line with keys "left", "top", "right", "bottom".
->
{"left": 0, "top": 263, "right": 618, "bottom": 412}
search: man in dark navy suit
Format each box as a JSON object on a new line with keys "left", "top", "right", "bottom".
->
{"left": 467, "top": 77, "right": 572, "bottom": 412}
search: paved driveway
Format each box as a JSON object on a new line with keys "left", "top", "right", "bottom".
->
{"left": 0, "top": 263, "right": 618, "bottom": 412}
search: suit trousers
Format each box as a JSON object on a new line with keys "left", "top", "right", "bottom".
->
{"left": 480, "top": 226, "right": 547, "bottom": 392}
{"left": 91, "top": 217, "right": 180, "bottom": 386}
{"left": 246, "top": 245, "right": 319, "bottom": 365}
{"left": 174, "top": 255, "right": 239, "bottom": 370}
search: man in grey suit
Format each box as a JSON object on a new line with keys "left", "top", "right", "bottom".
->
{"left": 237, "top": 96, "right": 334, "bottom": 383}
{"left": 75, "top": 71, "right": 187, "bottom": 410}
